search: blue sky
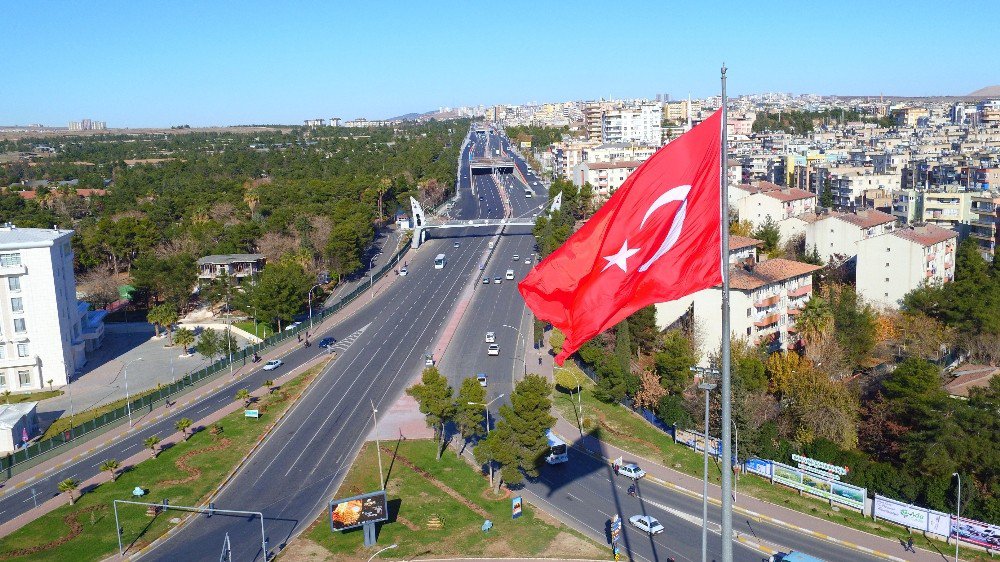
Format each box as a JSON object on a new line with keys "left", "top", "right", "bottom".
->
{"left": 4, "top": 1, "right": 998, "bottom": 127}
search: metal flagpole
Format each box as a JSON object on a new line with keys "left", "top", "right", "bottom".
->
{"left": 719, "top": 63, "right": 734, "bottom": 562}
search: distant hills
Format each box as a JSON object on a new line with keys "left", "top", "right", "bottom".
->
{"left": 968, "top": 85, "right": 1000, "bottom": 97}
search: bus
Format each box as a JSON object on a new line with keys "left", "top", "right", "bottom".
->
{"left": 545, "top": 430, "right": 568, "bottom": 464}
{"left": 524, "top": 188, "right": 533, "bottom": 198}
{"left": 434, "top": 254, "right": 446, "bottom": 269}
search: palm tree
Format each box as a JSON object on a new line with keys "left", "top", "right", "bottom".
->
{"left": 147, "top": 303, "right": 167, "bottom": 338}
{"left": 100, "top": 459, "right": 120, "bottom": 482}
{"left": 144, "top": 435, "right": 161, "bottom": 458}
{"left": 234, "top": 388, "right": 251, "bottom": 407}
{"left": 175, "top": 417, "right": 193, "bottom": 440}
{"left": 174, "top": 327, "right": 195, "bottom": 356}
{"left": 58, "top": 478, "right": 80, "bottom": 505}
{"left": 795, "top": 295, "right": 834, "bottom": 345}
{"left": 160, "top": 305, "right": 180, "bottom": 346}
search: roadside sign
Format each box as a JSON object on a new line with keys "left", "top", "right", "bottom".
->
{"left": 512, "top": 496, "right": 522, "bottom": 519}
{"left": 244, "top": 410, "right": 259, "bottom": 418}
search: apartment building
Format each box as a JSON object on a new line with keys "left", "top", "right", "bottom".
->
{"left": 856, "top": 224, "right": 957, "bottom": 309}
{"left": 0, "top": 225, "right": 105, "bottom": 392}
{"left": 970, "top": 193, "right": 1000, "bottom": 260}
{"left": 572, "top": 161, "right": 642, "bottom": 201}
{"left": 804, "top": 209, "right": 897, "bottom": 263}
{"left": 828, "top": 169, "right": 901, "bottom": 210}
{"left": 601, "top": 103, "right": 662, "bottom": 145}
{"left": 734, "top": 182, "right": 817, "bottom": 241}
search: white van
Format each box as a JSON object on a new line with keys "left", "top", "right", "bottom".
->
{"left": 434, "top": 254, "right": 446, "bottom": 269}
{"left": 505, "top": 269, "right": 514, "bottom": 280}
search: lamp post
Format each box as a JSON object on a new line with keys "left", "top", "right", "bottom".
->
{"left": 366, "top": 543, "right": 398, "bottom": 562}
{"left": 691, "top": 365, "right": 720, "bottom": 562}
{"left": 307, "top": 283, "right": 322, "bottom": 331}
{"left": 371, "top": 400, "right": 385, "bottom": 489}
{"left": 468, "top": 394, "right": 504, "bottom": 488}
{"left": 501, "top": 324, "right": 526, "bottom": 376}
{"left": 123, "top": 357, "right": 144, "bottom": 427}
{"left": 369, "top": 253, "right": 383, "bottom": 299}
{"left": 733, "top": 420, "right": 740, "bottom": 503}
{"left": 553, "top": 365, "right": 583, "bottom": 436}
{"left": 953, "top": 472, "right": 961, "bottom": 562}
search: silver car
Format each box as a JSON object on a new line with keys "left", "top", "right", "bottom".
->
{"left": 628, "top": 515, "right": 664, "bottom": 535}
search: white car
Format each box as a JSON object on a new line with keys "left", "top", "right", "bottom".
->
{"left": 262, "top": 359, "right": 283, "bottom": 371}
{"left": 399, "top": 267, "right": 408, "bottom": 276}
{"left": 505, "top": 269, "right": 514, "bottom": 280}
{"left": 477, "top": 374, "right": 488, "bottom": 387}
{"left": 284, "top": 321, "right": 301, "bottom": 332}
{"left": 512, "top": 254, "right": 520, "bottom": 261}
{"left": 493, "top": 276, "right": 502, "bottom": 284}
{"left": 628, "top": 515, "right": 664, "bottom": 535}
{"left": 453, "top": 242, "right": 460, "bottom": 248}
{"left": 617, "top": 463, "right": 646, "bottom": 479}
{"left": 485, "top": 331, "right": 496, "bottom": 343}
{"left": 524, "top": 258, "right": 531, "bottom": 264}
{"left": 487, "top": 344, "right": 499, "bottom": 356}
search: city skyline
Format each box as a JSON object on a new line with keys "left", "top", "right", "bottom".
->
{"left": 4, "top": 0, "right": 1000, "bottom": 127}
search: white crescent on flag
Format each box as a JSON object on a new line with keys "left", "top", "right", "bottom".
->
{"left": 637, "top": 185, "right": 691, "bottom": 272}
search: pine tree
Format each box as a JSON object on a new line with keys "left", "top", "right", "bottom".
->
{"left": 474, "top": 375, "right": 553, "bottom": 490}
{"left": 407, "top": 367, "right": 455, "bottom": 460}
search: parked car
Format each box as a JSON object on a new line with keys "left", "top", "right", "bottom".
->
{"left": 425, "top": 354, "right": 435, "bottom": 366}
{"left": 618, "top": 463, "right": 646, "bottom": 479}
{"left": 477, "top": 374, "right": 488, "bottom": 387}
{"left": 487, "top": 344, "right": 499, "bottom": 356}
{"left": 318, "top": 337, "right": 336, "bottom": 348}
{"left": 262, "top": 359, "right": 283, "bottom": 371}
{"left": 485, "top": 331, "right": 496, "bottom": 343}
{"left": 284, "top": 321, "right": 302, "bottom": 332}
{"left": 628, "top": 515, "right": 664, "bottom": 535}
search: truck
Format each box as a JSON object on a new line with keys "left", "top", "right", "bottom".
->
{"left": 769, "top": 552, "right": 826, "bottom": 562}
{"left": 545, "top": 429, "right": 568, "bottom": 464}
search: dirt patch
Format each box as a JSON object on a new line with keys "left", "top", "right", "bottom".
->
{"left": 160, "top": 438, "right": 232, "bottom": 486}
{"left": 396, "top": 515, "right": 421, "bottom": 531}
{"left": 2, "top": 505, "right": 105, "bottom": 558}
{"left": 540, "top": 531, "right": 608, "bottom": 559}
{"left": 482, "top": 536, "right": 515, "bottom": 557}
{"left": 530, "top": 503, "right": 563, "bottom": 527}
{"left": 278, "top": 536, "right": 339, "bottom": 562}
{"left": 381, "top": 445, "right": 491, "bottom": 519}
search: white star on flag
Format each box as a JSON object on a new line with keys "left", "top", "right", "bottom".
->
{"left": 601, "top": 240, "right": 640, "bottom": 273}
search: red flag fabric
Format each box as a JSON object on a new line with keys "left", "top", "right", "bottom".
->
{"left": 519, "top": 110, "right": 722, "bottom": 364}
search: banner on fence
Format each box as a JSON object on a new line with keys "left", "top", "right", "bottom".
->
{"left": 674, "top": 427, "right": 721, "bottom": 457}
{"left": 745, "top": 458, "right": 772, "bottom": 479}
{"left": 771, "top": 461, "right": 865, "bottom": 510}
{"left": 873, "top": 495, "right": 956, "bottom": 538}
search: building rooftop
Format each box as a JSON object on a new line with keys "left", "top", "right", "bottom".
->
{"left": 835, "top": 209, "right": 896, "bottom": 229}
{"left": 891, "top": 224, "right": 958, "bottom": 246}
{"left": 0, "top": 402, "right": 37, "bottom": 430}
{"left": 582, "top": 160, "right": 643, "bottom": 170}
{"left": 729, "top": 235, "right": 763, "bottom": 250}
{"left": 729, "top": 258, "right": 822, "bottom": 291}
{"left": 764, "top": 187, "right": 816, "bottom": 202}
{"left": 944, "top": 365, "right": 999, "bottom": 398}
{"left": 197, "top": 254, "right": 266, "bottom": 265}
{"left": 0, "top": 224, "right": 73, "bottom": 251}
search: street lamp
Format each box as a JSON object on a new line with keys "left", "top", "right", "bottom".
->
{"left": 692, "top": 366, "right": 720, "bottom": 562}
{"left": 953, "top": 472, "right": 961, "bottom": 562}
{"left": 369, "top": 253, "right": 383, "bottom": 299}
{"left": 307, "top": 283, "right": 322, "bottom": 331}
{"left": 501, "top": 324, "right": 526, "bottom": 376}
{"left": 468, "top": 394, "right": 505, "bottom": 488}
{"left": 123, "top": 357, "right": 144, "bottom": 427}
{"left": 553, "top": 365, "right": 583, "bottom": 435}
{"left": 366, "top": 543, "right": 398, "bottom": 562}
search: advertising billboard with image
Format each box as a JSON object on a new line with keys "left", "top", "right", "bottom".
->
{"left": 329, "top": 490, "right": 388, "bottom": 532}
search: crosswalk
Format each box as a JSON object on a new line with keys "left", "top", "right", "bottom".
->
{"left": 328, "top": 323, "right": 370, "bottom": 353}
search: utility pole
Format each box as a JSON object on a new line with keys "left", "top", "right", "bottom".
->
{"left": 719, "top": 63, "right": 735, "bottom": 562}
{"left": 371, "top": 400, "right": 384, "bottom": 489}
{"left": 692, "top": 365, "right": 720, "bottom": 562}
{"left": 123, "top": 357, "right": 144, "bottom": 427}
{"left": 469, "top": 394, "right": 504, "bottom": 488}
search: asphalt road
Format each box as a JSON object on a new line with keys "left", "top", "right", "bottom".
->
{"left": 141, "top": 129, "right": 506, "bottom": 561}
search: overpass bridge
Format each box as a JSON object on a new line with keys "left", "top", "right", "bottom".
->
{"left": 470, "top": 156, "right": 515, "bottom": 173}
{"left": 409, "top": 197, "right": 537, "bottom": 248}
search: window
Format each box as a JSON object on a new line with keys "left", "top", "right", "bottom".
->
{"left": 747, "top": 308, "right": 752, "bottom": 317}
{"left": 885, "top": 277, "right": 890, "bottom": 282}
{"left": 16, "top": 343, "right": 28, "bottom": 358}
{"left": 0, "top": 372, "right": 5, "bottom": 388}
{"left": 18, "top": 370, "right": 30, "bottom": 388}
{"left": 886, "top": 262, "right": 890, "bottom": 267}
{"left": 10, "top": 297, "right": 22, "bottom": 313}
{"left": 746, "top": 327, "right": 752, "bottom": 336}
{"left": 0, "top": 253, "right": 21, "bottom": 267}
{"left": 13, "top": 318, "right": 25, "bottom": 333}
{"left": 8, "top": 276, "right": 20, "bottom": 292}
{"left": 0, "top": 346, "right": 5, "bottom": 359}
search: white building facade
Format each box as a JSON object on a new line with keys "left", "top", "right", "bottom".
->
{"left": 601, "top": 103, "right": 663, "bottom": 145}
{"left": 804, "top": 209, "right": 897, "bottom": 263}
{"left": 856, "top": 224, "right": 957, "bottom": 309}
{"left": 0, "top": 225, "right": 100, "bottom": 392}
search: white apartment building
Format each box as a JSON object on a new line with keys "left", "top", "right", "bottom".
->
{"left": 828, "top": 169, "right": 901, "bottom": 210}
{"left": 970, "top": 193, "right": 1000, "bottom": 260}
{"left": 601, "top": 103, "right": 662, "bottom": 145}
{"left": 735, "top": 183, "right": 817, "bottom": 240}
{"left": 856, "top": 224, "right": 957, "bottom": 309}
{"left": 572, "top": 161, "right": 641, "bottom": 201}
{"left": 0, "top": 225, "right": 104, "bottom": 392}
{"left": 804, "top": 209, "right": 897, "bottom": 263}
{"left": 892, "top": 188, "right": 977, "bottom": 230}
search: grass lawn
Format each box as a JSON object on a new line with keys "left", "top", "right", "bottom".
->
{"left": 298, "top": 439, "right": 605, "bottom": 561}
{"left": 552, "top": 361, "right": 957, "bottom": 556}
{"left": 234, "top": 320, "right": 273, "bottom": 339}
{"left": 40, "top": 385, "right": 165, "bottom": 441}
{"left": 0, "top": 360, "right": 327, "bottom": 562}
{"left": 3, "top": 390, "right": 63, "bottom": 405}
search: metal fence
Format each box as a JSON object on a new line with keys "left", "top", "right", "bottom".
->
{"left": 0, "top": 240, "right": 412, "bottom": 480}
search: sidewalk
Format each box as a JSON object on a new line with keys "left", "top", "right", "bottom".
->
{"left": 550, "top": 411, "right": 944, "bottom": 562}
{"left": 0, "top": 267, "right": 403, "bottom": 536}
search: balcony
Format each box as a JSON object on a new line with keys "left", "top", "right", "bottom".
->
{"left": 787, "top": 284, "right": 812, "bottom": 298}
{"left": 0, "top": 263, "right": 27, "bottom": 276}
{"left": 755, "top": 295, "right": 780, "bottom": 308}
{"left": 754, "top": 314, "right": 780, "bottom": 328}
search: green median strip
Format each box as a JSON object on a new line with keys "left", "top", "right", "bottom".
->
{"left": 553, "top": 367, "right": 955, "bottom": 558}
{"left": 0, "top": 360, "right": 327, "bottom": 562}
{"left": 295, "top": 439, "right": 606, "bottom": 560}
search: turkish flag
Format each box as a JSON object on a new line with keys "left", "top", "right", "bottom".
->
{"left": 519, "top": 110, "right": 722, "bottom": 364}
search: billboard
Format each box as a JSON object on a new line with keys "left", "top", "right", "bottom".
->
{"left": 329, "top": 490, "right": 389, "bottom": 531}
{"left": 771, "top": 461, "right": 865, "bottom": 510}
{"left": 952, "top": 515, "right": 1000, "bottom": 549}
{"left": 873, "top": 495, "right": 954, "bottom": 538}
{"left": 745, "top": 458, "right": 772, "bottom": 479}
{"left": 512, "top": 496, "right": 523, "bottom": 519}
{"left": 674, "top": 427, "right": 721, "bottom": 457}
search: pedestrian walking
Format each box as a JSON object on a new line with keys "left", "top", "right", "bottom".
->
{"left": 297, "top": 334, "right": 301, "bottom": 343}
{"left": 906, "top": 537, "right": 914, "bottom": 552}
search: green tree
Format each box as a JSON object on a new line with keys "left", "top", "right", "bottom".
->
{"left": 474, "top": 374, "right": 554, "bottom": 491}
{"left": 144, "top": 435, "right": 161, "bottom": 458}
{"left": 654, "top": 330, "right": 697, "bottom": 393}
{"left": 175, "top": 417, "right": 194, "bottom": 440}
{"left": 131, "top": 254, "right": 197, "bottom": 309}
{"left": 240, "top": 259, "right": 312, "bottom": 330}
{"left": 453, "top": 378, "right": 486, "bottom": 454}
{"left": 406, "top": 367, "right": 456, "bottom": 460}
{"left": 829, "top": 285, "right": 877, "bottom": 368}
{"left": 549, "top": 328, "right": 565, "bottom": 355}
{"left": 147, "top": 303, "right": 179, "bottom": 342}
{"left": 795, "top": 295, "right": 834, "bottom": 346}
{"left": 234, "top": 388, "right": 252, "bottom": 407}
{"left": 58, "top": 478, "right": 80, "bottom": 505}
{"left": 752, "top": 216, "right": 781, "bottom": 253}
{"left": 99, "top": 459, "right": 120, "bottom": 482}
{"left": 174, "top": 327, "right": 195, "bottom": 355}
{"left": 196, "top": 328, "right": 221, "bottom": 361}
